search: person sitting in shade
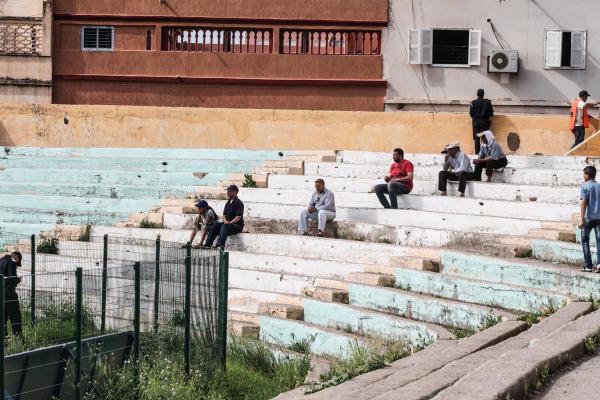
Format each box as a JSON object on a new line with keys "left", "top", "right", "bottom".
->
{"left": 374, "top": 148, "right": 414, "bottom": 209}
{"left": 298, "top": 179, "right": 336, "bottom": 237}
{"left": 188, "top": 200, "right": 218, "bottom": 248}
{"left": 438, "top": 142, "right": 474, "bottom": 197}
{"left": 473, "top": 130, "right": 508, "bottom": 182}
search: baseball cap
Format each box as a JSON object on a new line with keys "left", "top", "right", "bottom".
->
{"left": 226, "top": 184, "right": 239, "bottom": 193}
{"left": 580, "top": 90, "right": 591, "bottom": 97}
{"left": 11, "top": 251, "right": 22, "bottom": 267}
{"left": 194, "top": 200, "right": 208, "bottom": 209}
{"left": 444, "top": 142, "right": 460, "bottom": 152}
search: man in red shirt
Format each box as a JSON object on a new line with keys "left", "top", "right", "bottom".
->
{"left": 374, "top": 148, "right": 414, "bottom": 209}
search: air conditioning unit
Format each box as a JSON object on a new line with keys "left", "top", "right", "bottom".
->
{"left": 488, "top": 49, "right": 519, "bottom": 73}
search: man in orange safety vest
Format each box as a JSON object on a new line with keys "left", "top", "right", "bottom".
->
{"left": 570, "top": 90, "right": 598, "bottom": 149}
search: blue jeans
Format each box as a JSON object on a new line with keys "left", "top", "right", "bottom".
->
{"left": 581, "top": 219, "right": 600, "bottom": 268}
{"left": 205, "top": 222, "right": 243, "bottom": 248}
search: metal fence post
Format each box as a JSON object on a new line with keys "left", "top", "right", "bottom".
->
{"left": 133, "top": 262, "right": 141, "bottom": 372}
{"left": 153, "top": 235, "right": 161, "bottom": 333}
{"left": 75, "top": 268, "right": 82, "bottom": 400}
{"left": 101, "top": 234, "right": 108, "bottom": 333}
{"left": 30, "top": 234, "right": 36, "bottom": 326}
{"left": 184, "top": 243, "right": 192, "bottom": 376}
{"left": 0, "top": 277, "right": 5, "bottom": 400}
{"left": 217, "top": 251, "right": 229, "bottom": 370}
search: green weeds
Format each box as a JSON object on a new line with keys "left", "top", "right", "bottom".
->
{"left": 36, "top": 238, "right": 59, "bottom": 254}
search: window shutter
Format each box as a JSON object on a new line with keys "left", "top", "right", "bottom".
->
{"left": 468, "top": 30, "right": 482, "bottom": 66}
{"left": 570, "top": 30, "right": 586, "bottom": 69}
{"left": 420, "top": 29, "right": 433, "bottom": 65}
{"left": 545, "top": 30, "right": 562, "bottom": 68}
{"left": 97, "top": 27, "right": 113, "bottom": 49}
{"left": 82, "top": 27, "right": 98, "bottom": 49}
{"left": 408, "top": 29, "right": 421, "bottom": 64}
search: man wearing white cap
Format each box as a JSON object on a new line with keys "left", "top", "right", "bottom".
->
{"left": 438, "top": 142, "right": 474, "bottom": 197}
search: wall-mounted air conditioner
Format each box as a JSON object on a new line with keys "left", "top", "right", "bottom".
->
{"left": 488, "top": 49, "right": 519, "bottom": 73}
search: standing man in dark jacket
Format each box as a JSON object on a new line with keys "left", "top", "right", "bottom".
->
{"left": 0, "top": 252, "right": 23, "bottom": 337}
{"left": 205, "top": 185, "right": 244, "bottom": 250}
{"left": 470, "top": 89, "right": 494, "bottom": 154}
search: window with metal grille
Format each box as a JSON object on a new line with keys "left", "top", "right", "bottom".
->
{"left": 81, "top": 26, "right": 114, "bottom": 51}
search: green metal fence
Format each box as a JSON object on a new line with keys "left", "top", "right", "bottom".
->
{"left": 0, "top": 231, "right": 228, "bottom": 400}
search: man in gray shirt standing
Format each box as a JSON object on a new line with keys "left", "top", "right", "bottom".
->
{"left": 298, "top": 178, "right": 336, "bottom": 237}
{"left": 579, "top": 166, "right": 600, "bottom": 272}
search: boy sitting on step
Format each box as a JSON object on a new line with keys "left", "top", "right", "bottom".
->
{"left": 579, "top": 166, "right": 600, "bottom": 272}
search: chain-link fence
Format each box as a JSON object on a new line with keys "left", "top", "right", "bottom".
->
{"left": 0, "top": 231, "right": 228, "bottom": 400}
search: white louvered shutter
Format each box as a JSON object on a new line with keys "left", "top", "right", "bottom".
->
{"left": 545, "top": 30, "right": 562, "bottom": 68}
{"left": 468, "top": 30, "right": 482, "bottom": 66}
{"left": 570, "top": 30, "right": 587, "bottom": 69}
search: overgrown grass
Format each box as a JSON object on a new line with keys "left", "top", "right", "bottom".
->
{"left": 36, "top": 238, "right": 59, "bottom": 254}
{"left": 139, "top": 217, "right": 164, "bottom": 229}
{"left": 307, "top": 339, "right": 410, "bottom": 393}
{"left": 242, "top": 174, "right": 258, "bottom": 188}
{"left": 518, "top": 306, "right": 556, "bottom": 326}
{"left": 93, "top": 335, "right": 310, "bottom": 400}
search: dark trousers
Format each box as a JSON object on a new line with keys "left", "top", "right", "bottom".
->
{"left": 472, "top": 119, "right": 491, "bottom": 154}
{"left": 374, "top": 182, "right": 411, "bottom": 209}
{"left": 438, "top": 170, "right": 475, "bottom": 194}
{"left": 5, "top": 294, "right": 22, "bottom": 336}
{"left": 205, "top": 222, "right": 243, "bottom": 248}
{"left": 473, "top": 157, "right": 508, "bottom": 181}
{"left": 581, "top": 219, "right": 600, "bottom": 268}
{"left": 571, "top": 126, "right": 586, "bottom": 149}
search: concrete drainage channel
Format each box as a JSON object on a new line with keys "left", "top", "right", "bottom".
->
{"left": 1, "top": 147, "right": 600, "bottom": 399}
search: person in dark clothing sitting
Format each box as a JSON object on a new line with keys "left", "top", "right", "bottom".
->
{"left": 205, "top": 185, "right": 244, "bottom": 250}
{"left": 0, "top": 252, "right": 23, "bottom": 337}
{"left": 473, "top": 130, "right": 508, "bottom": 182}
{"left": 470, "top": 89, "right": 494, "bottom": 154}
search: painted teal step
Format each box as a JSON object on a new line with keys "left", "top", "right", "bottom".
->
{"left": 303, "top": 298, "right": 446, "bottom": 348}
{"left": 259, "top": 316, "right": 363, "bottom": 358}
{"left": 0, "top": 194, "right": 157, "bottom": 214}
{"left": 532, "top": 239, "right": 588, "bottom": 265}
{"left": 1, "top": 182, "right": 198, "bottom": 199}
{"left": 0, "top": 207, "right": 127, "bottom": 226}
{"left": 394, "top": 268, "right": 570, "bottom": 313}
{"left": 2, "top": 147, "right": 291, "bottom": 160}
{"left": 441, "top": 251, "right": 600, "bottom": 300}
{"left": 0, "top": 157, "right": 264, "bottom": 173}
{"left": 347, "top": 283, "right": 508, "bottom": 332}
{"left": 0, "top": 168, "right": 230, "bottom": 186}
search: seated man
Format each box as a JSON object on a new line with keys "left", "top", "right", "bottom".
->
{"left": 473, "top": 130, "right": 508, "bottom": 182}
{"left": 438, "top": 142, "right": 474, "bottom": 197}
{"left": 299, "top": 179, "right": 336, "bottom": 237}
{"left": 204, "top": 185, "right": 244, "bottom": 249}
{"left": 375, "top": 148, "right": 414, "bottom": 209}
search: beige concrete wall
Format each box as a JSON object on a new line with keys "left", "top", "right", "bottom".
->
{"left": 0, "top": 103, "right": 590, "bottom": 155}
{"left": 0, "top": 56, "right": 51, "bottom": 80}
{"left": 0, "top": 0, "right": 44, "bottom": 19}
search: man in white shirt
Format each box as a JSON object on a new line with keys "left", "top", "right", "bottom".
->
{"left": 438, "top": 142, "right": 474, "bottom": 197}
{"left": 570, "top": 90, "right": 598, "bottom": 149}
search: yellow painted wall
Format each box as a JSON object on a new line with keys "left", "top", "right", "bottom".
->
{"left": 0, "top": 103, "right": 594, "bottom": 155}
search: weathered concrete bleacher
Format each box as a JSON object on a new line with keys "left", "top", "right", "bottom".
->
{"left": 1, "top": 147, "right": 599, "bottom": 399}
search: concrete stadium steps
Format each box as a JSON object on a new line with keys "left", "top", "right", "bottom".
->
{"left": 337, "top": 151, "right": 597, "bottom": 171}
{"left": 302, "top": 299, "right": 452, "bottom": 347}
{"left": 531, "top": 239, "right": 590, "bottom": 266}
{"left": 536, "top": 353, "right": 600, "bottom": 399}
{"left": 347, "top": 284, "right": 514, "bottom": 332}
{"left": 432, "top": 305, "right": 600, "bottom": 400}
{"left": 189, "top": 187, "right": 577, "bottom": 222}
{"left": 394, "top": 268, "right": 570, "bottom": 313}
{"left": 3, "top": 182, "right": 203, "bottom": 200}
{"left": 441, "top": 251, "right": 600, "bottom": 300}
{"left": 160, "top": 199, "right": 548, "bottom": 237}
{"left": 267, "top": 175, "right": 579, "bottom": 204}
{"left": 2, "top": 147, "right": 334, "bottom": 162}
{"left": 259, "top": 316, "right": 368, "bottom": 358}
{"left": 297, "top": 302, "right": 591, "bottom": 400}
{"left": 305, "top": 162, "right": 583, "bottom": 186}
{"left": 296, "top": 319, "right": 529, "bottom": 400}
